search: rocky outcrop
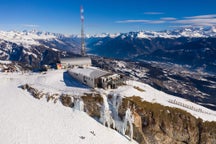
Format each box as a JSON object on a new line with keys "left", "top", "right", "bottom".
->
{"left": 60, "top": 94, "right": 73, "bottom": 107}
{"left": 20, "top": 84, "right": 44, "bottom": 99}
{"left": 20, "top": 85, "right": 216, "bottom": 144}
{"left": 81, "top": 93, "right": 103, "bottom": 119}
{"left": 118, "top": 96, "right": 216, "bottom": 144}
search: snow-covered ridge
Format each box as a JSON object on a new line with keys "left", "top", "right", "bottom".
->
{"left": 0, "top": 30, "right": 70, "bottom": 47}
{"left": 2, "top": 70, "right": 214, "bottom": 122}
{"left": 88, "top": 26, "right": 216, "bottom": 39}
{"left": 0, "top": 69, "right": 215, "bottom": 143}
{"left": 110, "top": 80, "right": 216, "bottom": 122}
{"left": 1, "top": 25, "right": 216, "bottom": 48}
{"left": 87, "top": 33, "right": 121, "bottom": 38}
{"left": 0, "top": 70, "right": 137, "bottom": 144}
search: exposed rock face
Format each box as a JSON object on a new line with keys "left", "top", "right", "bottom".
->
{"left": 119, "top": 96, "right": 216, "bottom": 144}
{"left": 81, "top": 93, "right": 103, "bottom": 119}
{"left": 60, "top": 94, "right": 73, "bottom": 107}
{"left": 20, "top": 85, "right": 216, "bottom": 144}
{"left": 20, "top": 84, "right": 44, "bottom": 99}
{"left": 133, "top": 111, "right": 142, "bottom": 128}
{"left": 60, "top": 92, "right": 216, "bottom": 144}
{"left": 201, "top": 122, "right": 216, "bottom": 144}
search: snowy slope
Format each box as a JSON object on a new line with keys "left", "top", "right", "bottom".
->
{"left": 0, "top": 69, "right": 215, "bottom": 144}
{"left": 0, "top": 71, "right": 137, "bottom": 144}
{"left": 110, "top": 80, "right": 216, "bottom": 121}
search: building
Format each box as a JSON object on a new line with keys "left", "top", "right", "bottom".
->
{"left": 60, "top": 57, "right": 92, "bottom": 69}
{"left": 68, "top": 67, "right": 125, "bottom": 89}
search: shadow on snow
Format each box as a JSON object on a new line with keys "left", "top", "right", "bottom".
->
{"left": 63, "top": 71, "right": 89, "bottom": 89}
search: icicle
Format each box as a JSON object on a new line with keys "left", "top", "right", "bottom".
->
{"left": 100, "top": 93, "right": 115, "bottom": 129}
{"left": 110, "top": 93, "right": 122, "bottom": 119}
{"left": 74, "top": 98, "right": 84, "bottom": 111}
{"left": 79, "top": 99, "right": 84, "bottom": 111}
{"left": 123, "top": 108, "right": 134, "bottom": 140}
{"left": 108, "top": 93, "right": 124, "bottom": 133}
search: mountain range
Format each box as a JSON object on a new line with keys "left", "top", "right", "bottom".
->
{"left": 1, "top": 26, "right": 216, "bottom": 144}
{"left": 0, "top": 26, "right": 216, "bottom": 73}
{"left": 89, "top": 26, "right": 216, "bottom": 38}
{"left": 0, "top": 30, "right": 80, "bottom": 69}
{"left": 87, "top": 26, "right": 216, "bottom": 74}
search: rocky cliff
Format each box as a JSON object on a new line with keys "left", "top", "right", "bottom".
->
{"left": 82, "top": 94, "right": 216, "bottom": 144}
{"left": 21, "top": 84, "right": 216, "bottom": 144}
{"left": 118, "top": 96, "right": 216, "bottom": 144}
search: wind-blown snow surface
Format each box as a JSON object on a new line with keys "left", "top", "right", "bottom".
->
{"left": 110, "top": 80, "right": 216, "bottom": 121}
{"left": 0, "top": 70, "right": 137, "bottom": 144}
{"left": 0, "top": 69, "right": 215, "bottom": 144}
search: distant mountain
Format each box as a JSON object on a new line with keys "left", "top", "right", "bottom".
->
{"left": 1, "top": 26, "right": 216, "bottom": 72}
{"left": 0, "top": 30, "right": 81, "bottom": 52}
{"left": 88, "top": 26, "right": 216, "bottom": 39}
{"left": 87, "top": 26, "right": 216, "bottom": 74}
{"left": 0, "top": 30, "right": 80, "bottom": 69}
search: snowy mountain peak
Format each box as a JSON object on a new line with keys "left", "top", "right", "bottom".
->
{"left": 0, "top": 30, "right": 60, "bottom": 47}
{"left": 135, "top": 26, "right": 216, "bottom": 38}
{"left": 89, "top": 26, "right": 216, "bottom": 39}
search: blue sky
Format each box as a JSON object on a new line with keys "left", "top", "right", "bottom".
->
{"left": 1, "top": 0, "right": 216, "bottom": 34}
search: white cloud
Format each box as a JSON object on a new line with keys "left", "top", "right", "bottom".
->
{"left": 116, "top": 14, "right": 216, "bottom": 27}
{"left": 144, "top": 12, "right": 164, "bottom": 15}
{"left": 22, "top": 24, "right": 39, "bottom": 28}
{"left": 185, "top": 14, "right": 216, "bottom": 19}
{"left": 173, "top": 18, "right": 216, "bottom": 26}
{"left": 116, "top": 20, "right": 164, "bottom": 24}
{"left": 169, "top": 25, "right": 193, "bottom": 28}
{"left": 171, "top": 14, "right": 216, "bottom": 26}
{"left": 160, "top": 17, "right": 177, "bottom": 21}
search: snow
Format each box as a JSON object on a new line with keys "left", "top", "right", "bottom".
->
{"left": 0, "top": 50, "right": 8, "bottom": 58}
{"left": 121, "top": 35, "right": 126, "bottom": 39}
{"left": 0, "top": 69, "right": 215, "bottom": 144}
{"left": 95, "top": 41, "right": 103, "bottom": 46}
{"left": 109, "top": 33, "right": 120, "bottom": 38}
{"left": 137, "top": 32, "right": 149, "bottom": 39}
{"left": 26, "top": 70, "right": 90, "bottom": 95}
{"left": 100, "top": 93, "right": 115, "bottom": 128}
{"left": 211, "top": 26, "right": 216, "bottom": 33}
{"left": 0, "top": 60, "right": 11, "bottom": 64}
{"left": 0, "top": 30, "right": 57, "bottom": 47}
{"left": 68, "top": 67, "right": 109, "bottom": 79}
{"left": 23, "top": 50, "right": 38, "bottom": 58}
{"left": 111, "top": 80, "right": 216, "bottom": 121}
{"left": 0, "top": 71, "right": 137, "bottom": 144}
{"left": 0, "top": 68, "right": 215, "bottom": 144}
{"left": 116, "top": 61, "right": 126, "bottom": 68}
{"left": 74, "top": 99, "right": 84, "bottom": 111}
{"left": 104, "top": 26, "right": 216, "bottom": 39}
{"left": 90, "top": 33, "right": 120, "bottom": 38}
{"left": 123, "top": 108, "right": 134, "bottom": 140}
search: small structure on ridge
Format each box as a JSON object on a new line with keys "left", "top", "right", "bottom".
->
{"left": 68, "top": 67, "right": 125, "bottom": 89}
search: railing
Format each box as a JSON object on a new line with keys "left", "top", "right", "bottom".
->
{"left": 168, "top": 99, "right": 216, "bottom": 117}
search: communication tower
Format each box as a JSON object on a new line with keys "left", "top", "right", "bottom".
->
{"left": 80, "top": 5, "right": 86, "bottom": 56}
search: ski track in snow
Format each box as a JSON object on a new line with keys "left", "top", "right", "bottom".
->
{"left": 0, "top": 70, "right": 137, "bottom": 144}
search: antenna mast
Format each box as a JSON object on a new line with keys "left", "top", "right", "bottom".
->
{"left": 80, "top": 5, "right": 86, "bottom": 56}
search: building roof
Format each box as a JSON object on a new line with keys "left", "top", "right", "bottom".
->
{"left": 68, "top": 67, "right": 110, "bottom": 79}
{"left": 61, "top": 57, "right": 91, "bottom": 65}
